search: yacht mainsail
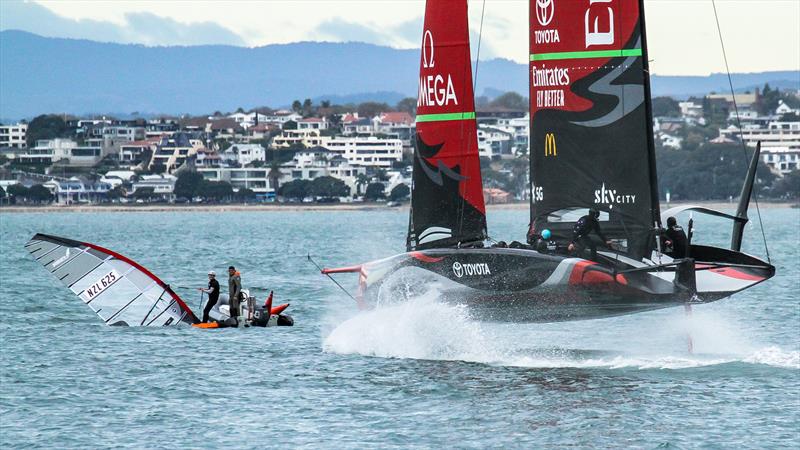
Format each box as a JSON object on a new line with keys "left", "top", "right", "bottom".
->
{"left": 529, "top": 0, "right": 660, "bottom": 258}
{"left": 25, "top": 234, "right": 198, "bottom": 326}
{"left": 407, "top": 0, "right": 487, "bottom": 251}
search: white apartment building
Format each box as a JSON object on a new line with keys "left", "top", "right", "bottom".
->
{"left": 131, "top": 174, "right": 176, "bottom": 199}
{"left": 762, "top": 150, "right": 799, "bottom": 175}
{"left": 198, "top": 168, "right": 273, "bottom": 193}
{"left": 297, "top": 118, "right": 329, "bottom": 130}
{"left": 719, "top": 121, "right": 800, "bottom": 152}
{"left": 264, "top": 111, "right": 302, "bottom": 125}
{"left": 719, "top": 121, "right": 800, "bottom": 175}
{"left": 197, "top": 148, "right": 366, "bottom": 197}
{"left": 272, "top": 129, "right": 331, "bottom": 148}
{"left": 0, "top": 123, "right": 28, "bottom": 148}
{"left": 679, "top": 101, "right": 703, "bottom": 118}
{"left": 15, "top": 139, "right": 102, "bottom": 166}
{"left": 477, "top": 126, "right": 513, "bottom": 159}
{"left": 323, "top": 136, "right": 403, "bottom": 168}
{"left": 223, "top": 144, "right": 265, "bottom": 166}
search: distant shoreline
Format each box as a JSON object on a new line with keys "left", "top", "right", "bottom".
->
{"left": 0, "top": 201, "right": 796, "bottom": 214}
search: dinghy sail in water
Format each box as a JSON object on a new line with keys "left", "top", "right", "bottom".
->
{"left": 25, "top": 234, "right": 293, "bottom": 327}
{"left": 322, "top": 0, "right": 775, "bottom": 322}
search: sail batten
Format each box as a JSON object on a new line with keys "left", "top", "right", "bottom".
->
{"left": 407, "top": 0, "right": 487, "bottom": 252}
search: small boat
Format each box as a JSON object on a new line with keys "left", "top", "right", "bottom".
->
{"left": 25, "top": 233, "right": 293, "bottom": 328}
{"left": 322, "top": 0, "right": 775, "bottom": 323}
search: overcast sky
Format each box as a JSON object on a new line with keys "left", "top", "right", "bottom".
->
{"left": 1, "top": 0, "right": 798, "bottom": 76}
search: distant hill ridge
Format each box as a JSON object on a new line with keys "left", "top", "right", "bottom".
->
{"left": 1, "top": 30, "right": 797, "bottom": 120}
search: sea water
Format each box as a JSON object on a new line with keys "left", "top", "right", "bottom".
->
{"left": 0, "top": 208, "right": 798, "bottom": 448}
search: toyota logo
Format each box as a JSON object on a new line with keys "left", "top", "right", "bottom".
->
{"left": 536, "top": 0, "right": 554, "bottom": 27}
{"left": 422, "top": 29, "right": 435, "bottom": 69}
{"left": 452, "top": 262, "right": 464, "bottom": 278}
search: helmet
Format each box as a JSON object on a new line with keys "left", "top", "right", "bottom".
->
{"left": 208, "top": 271, "right": 216, "bottom": 276}
{"left": 541, "top": 229, "right": 552, "bottom": 240}
{"left": 589, "top": 208, "right": 600, "bottom": 218}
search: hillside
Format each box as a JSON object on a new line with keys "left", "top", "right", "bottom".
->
{"left": 1, "top": 30, "right": 797, "bottom": 119}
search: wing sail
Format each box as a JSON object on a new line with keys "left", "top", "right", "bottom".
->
{"left": 26, "top": 234, "right": 198, "bottom": 326}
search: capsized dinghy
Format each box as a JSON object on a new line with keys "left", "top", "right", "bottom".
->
{"left": 322, "top": 0, "right": 775, "bottom": 323}
{"left": 25, "top": 233, "right": 293, "bottom": 327}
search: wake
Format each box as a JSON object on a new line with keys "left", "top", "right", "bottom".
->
{"left": 322, "top": 288, "right": 799, "bottom": 370}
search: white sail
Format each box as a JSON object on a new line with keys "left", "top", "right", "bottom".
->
{"left": 26, "top": 234, "right": 198, "bottom": 326}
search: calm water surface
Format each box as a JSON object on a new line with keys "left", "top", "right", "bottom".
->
{"left": 1, "top": 207, "right": 798, "bottom": 448}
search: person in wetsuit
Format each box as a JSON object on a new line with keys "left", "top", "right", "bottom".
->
{"left": 568, "top": 208, "right": 612, "bottom": 260}
{"left": 663, "top": 216, "right": 688, "bottom": 258}
{"left": 198, "top": 271, "right": 220, "bottom": 323}
{"left": 228, "top": 265, "right": 242, "bottom": 319}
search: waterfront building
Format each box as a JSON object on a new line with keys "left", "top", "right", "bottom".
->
{"left": 14, "top": 139, "right": 102, "bottom": 166}
{"left": 263, "top": 111, "right": 302, "bottom": 126}
{"left": 719, "top": 121, "right": 800, "bottom": 175}
{"left": 323, "top": 136, "right": 403, "bottom": 168}
{"left": 222, "top": 143, "right": 265, "bottom": 167}
{"left": 272, "top": 129, "right": 331, "bottom": 148}
{"left": 43, "top": 177, "right": 113, "bottom": 205}
{"left": 119, "top": 138, "right": 159, "bottom": 167}
{"left": 342, "top": 117, "right": 374, "bottom": 136}
{"left": 194, "top": 149, "right": 225, "bottom": 168}
{"left": 477, "top": 126, "right": 513, "bottom": 159}
{"left": 297, "top": 118, "right": 329, "bottom": 131}
{"left": 0, "top": 123, "right": 28, "bottom": 149}
{"left": 131, "top": 174, "right": 176, "bottom": 201}
{"left": 150, "top": 133, "right": 204, "bottom": 173}
{"left": 198, "top": 147, "right": 366, "bottom": 198}
{"left": 146, "top": 118, "right": 179, "bottom": 137}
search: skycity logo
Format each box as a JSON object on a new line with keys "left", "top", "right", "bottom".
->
{"left": 452, "top": 262, "right": 491, "bottom": 278}
{"left": 594, "top": 183, "right": 635, "bottom": 205}
{"left": 417, "top": 29, "right": 459, "bottom": 108}
{"left": 544, "top": 133, "right": 557, "bottom": 156}
{"left": 536, "top": 0, "right": 555, "bottom": 27}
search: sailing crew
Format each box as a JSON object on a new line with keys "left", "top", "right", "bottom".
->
{"left": 228, "top": 265, "right": 242, "bottom": 319}
{"left": 663, "top": 216, "right": 689, "bottom": 259}
{"left": 198, "top": 271, "right": 220, "bottom": 323}
{"left": 568, "top": 208, "right": 612, "bottom": 260}
{"left": 535, "top": 229, "right": 557, "bottom": 254}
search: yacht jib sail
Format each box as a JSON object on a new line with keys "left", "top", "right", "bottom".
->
{"left": 529, "top": 0, "right": 659, "bottom": 258}
{"left": 408, "top": 0, "right": 487, "bottom": 251}
{"left": 25, "top": 233, "right": 198, "bottom": 326}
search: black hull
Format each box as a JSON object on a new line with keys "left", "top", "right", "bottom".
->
{"left": 342, "top": 247, "right": 773, "bottom": 323}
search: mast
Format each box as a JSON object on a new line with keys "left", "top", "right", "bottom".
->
{"left": 639, "top": 0, "right": 662, "bottom": 228}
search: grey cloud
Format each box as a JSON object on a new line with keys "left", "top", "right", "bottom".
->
{"left": 0, "top": 1, "right": 245, "bottom": 46}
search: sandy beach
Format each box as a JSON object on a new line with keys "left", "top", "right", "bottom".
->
{"left": 0, "top": 200, "right": 795, "bottom": 214}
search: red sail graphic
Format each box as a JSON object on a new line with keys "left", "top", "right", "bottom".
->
{"left": 408, "top": 0, "right": 487, "bottom": 251}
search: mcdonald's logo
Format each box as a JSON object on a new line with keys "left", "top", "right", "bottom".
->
{"left": 544, "top": 133, "right": 557, "bottom": 156}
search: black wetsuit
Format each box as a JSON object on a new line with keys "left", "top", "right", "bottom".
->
{"left": 664, "top": 225, "right": 688, "bottom": 259}
{"left": 572, "top": 215, "right": 608, "bottom": 260}
{"left": 202, "top": 278, "right": 220, "bottom": 323}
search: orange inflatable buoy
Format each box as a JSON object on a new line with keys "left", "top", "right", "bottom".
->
{"left": 192, "top": 322, "right": 220, "bottom": 329}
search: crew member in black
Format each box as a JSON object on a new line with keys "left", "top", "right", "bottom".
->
{"left": 198, "top": 271, "right": 220, "bottom": 323}
{"left": 663, "top": 216, "right": 689, "bottom": 259}
{"left": 568, "top": 208, "right": 612, "bottom": 260}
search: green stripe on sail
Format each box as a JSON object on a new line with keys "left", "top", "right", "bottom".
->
{"left": 415, "top": 112, "right": 476, "bottom": 123}
{"left": 530, "top": 48, "right": 642, "bottom": 61}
